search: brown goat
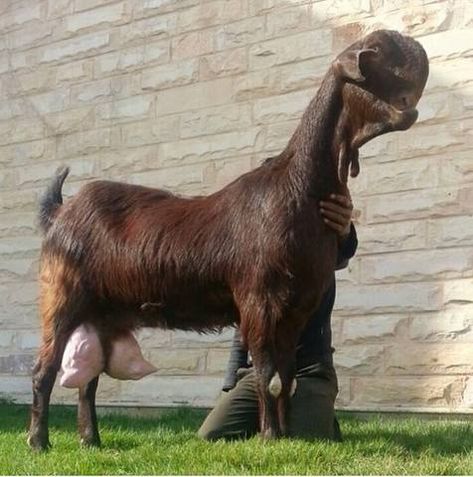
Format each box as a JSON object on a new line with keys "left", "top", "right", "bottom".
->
{"left": 28, "top": 30, "right": 428, "bottom": 450}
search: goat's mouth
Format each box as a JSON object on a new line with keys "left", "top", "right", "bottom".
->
{"left": 392, "top": 107, "right": 418, "bottom": 131}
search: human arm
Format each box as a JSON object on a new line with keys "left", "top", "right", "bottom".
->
{"left": 222, "top": 328, "right": 249, "bottom": 392}
{"left": 320, "top": 193, "right": 358, "bottom": 269}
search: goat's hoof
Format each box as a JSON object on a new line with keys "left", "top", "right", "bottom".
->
{"left": 80, "top": 435, "right": 101, "bottom": 448}
{"left": 27, "top": 433, "right": 51, "bottom": 452}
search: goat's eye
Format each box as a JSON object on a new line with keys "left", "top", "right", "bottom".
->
{"left": 372, "top": 45, "right": 380, "bottom": 53}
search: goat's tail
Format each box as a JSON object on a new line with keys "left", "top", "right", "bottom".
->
{"left": 38, "top": 166, "right": 70, "bottom": 234}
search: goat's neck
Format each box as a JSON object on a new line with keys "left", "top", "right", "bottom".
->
{"left": 283, "top": 67, "right": 346, "bottom": 200}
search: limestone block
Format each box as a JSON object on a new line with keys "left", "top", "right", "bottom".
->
{"left": 144, "top": 40, "right": 171, "bottom": 64}
{"left": 117, "top": 375, "right": 221, "bottom": 407}
{"left": 277, "top": 57, "right": 327, "bottom": 93}
{"left": 427, "top": 59, "right": 473, "bottom": 92}
{"left": 44, "top": 107, "right": 95, "bottom": 135}
{"left": 135, "top": 328, "right": 172, "bottom": 348}
{"left": 0, "top": 376, "right": 31, "bottom": 402}
{"left": 48, "top": 0, "right": 73, "bottom": 18}
{"left": 200, "top": 48, "right": 247, "bottom": 80}
{"left": 121, "top": 14, "right": 177, "bottom": 44}
{"left": 65, "top": 2, "right": 127, "bottom": 34}
{"left": 206, "top": 349, "right": 231, "bottom": 374}
{"left": 253, "top": 89, "right": 313, "bottom": 124}
{"left": 443, "top": 278, "right": 473, "bottom": 306}
{"left": 0, "top": 258, "right": 37, "bottom": 282}
{"left": 96, "top": 95, "right": 154, "bottom": 122}
{"left": 157, "top": 77, "right": 233, "bottom": 115}
{"left": 158, "top": 128, "right": 263, "bottom": 166}
{"left": 16, "top": 69, "right": 54, "bottom": 94}
{"left": 71, "top": 78, "right": 112, "bottom": 104}
{"left": 334, "top": 345, "right": 384, "bottom": 375}
{"left": 0, "top": 139, "right": 51, "bottom": 167}
{"left": 0, "top": 3, "right": 42, "bottom": 31}
{"left": 342, "top": 314, "right": 407, "bottom": 344}
{"left": 0, "top": 353, "right": 34, "bottom": 375}
{"left": 56, "top": 59, "right": 93, "bottom": 82}
{"left": 313, "top": 0, "right": 371, "bottom": 23}
{"left": 439, "top": 151, "right": 473, "bottom": 186}
{"left": 172, "top": 329, "right": 234, "bottom": 348}
{"left": 0, "top": 187, "right": 38, "bottom": 214}
{"left": 428, "top": 215, "right": 473, "bottom": 247}
{"left": 334, "top": 282, "right": 443, "bottom": 314}
{"left": 172, "top": 29, "right": 215, "bottom": 60}
{"left": 16, "top": 331, "right": 40, "bottom": 350}
{"left": 177, "top": 1, "right": 246, "bottom": 33}
{"left": 130, "top": 164, "right": 203, "bottom": 191}
{"left": 356, "top": 220, "right": 426, "bottom": 255}
{"left": 57, "top": 128, "right": 111, "bottom": 158}
{"left": 350, "top": 376, "right": 468, "bottom": 410}
{"left": 0, "top": 331, "right": 14, "bottom": 348}
{"left": 416, "top": 91, "right": 452, "bottom": 124}
{"left": 40, "top": 31, "right": 110, "bottom": 63}
{"left": 385, "top": 343, "right": 473, "bottom": 375}
{"left": 0, "top": 212, "right": 36, "bottom": 235}
{"left": 180, "top": 103, "right": 252, "bottom": 139}
{"left": 121, "top": 115, "right": 180, "bottom": 146}
{"left": 421, "top": 29, "right": 473, "bottom": 60}
{"left": 74, "top": 0, "right": 121, "bottom": 12}
{"left": 366, "top": 187, "right": 471, "bottom": 224}
{"left": 232, "top": 69, "right": 280, "bottom": 101}
{"left": 141, "top": 0, "right": 199, "bottom": 15}
{"left": 29, "top": 89, "right": 69, "bottom": 115}
{"left": 249, "top": 30, "right": 332, "bottom": 70}
{"left": 141, "top": 59, "right": 199, "bottom": 91}
{"left": 409, "top": 310, "right": 473, "bottom": 343}
{"left": 7, "top": 22, "right": 54, "bottom": 50}
{"left": 146, "top": 348, "right": 206, "bottom": 375}
{"left": 0, "top": 118, "right": 45, "bottom": 146}
{"left": 265, "top": 4, "right": 312, "bottom": 38}
{"left": 396, "top": 122, "right": 464, "bottom": 159}
{"left": 366, "top": 1, "right": 451, "bottom": 37}
{"left": 361, "top": 248, "right": 473, "bottom": 284}
{"left": 214, "top": 17, "right": 265, "bottom": 51}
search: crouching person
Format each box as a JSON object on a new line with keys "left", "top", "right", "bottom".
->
{"left": 198, "top": 193, "right": 357, "bottom": 441}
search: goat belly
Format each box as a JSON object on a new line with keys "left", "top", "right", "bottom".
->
{"left": 105, "top": 332, "right": 157, "bottom": 380}
{"left": 60, "top": 324, "right": 105, "bottom": 388}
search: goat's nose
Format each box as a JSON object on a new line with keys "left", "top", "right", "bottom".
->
{"left": 396, "top": 93, "right": 417, "bottom": 110}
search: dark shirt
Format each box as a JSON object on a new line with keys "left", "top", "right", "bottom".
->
{"left": 222, "top": 224, "right": 358, "bottom": 391}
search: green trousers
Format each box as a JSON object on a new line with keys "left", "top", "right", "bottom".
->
{"left": 198, "top": 363, "right": 341, "bottom": 441}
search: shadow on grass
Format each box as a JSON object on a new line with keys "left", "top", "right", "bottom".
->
{"left": 343, "top": 414, "right": 473, "bottom": 457}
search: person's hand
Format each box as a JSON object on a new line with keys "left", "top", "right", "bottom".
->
{"left": 320, "top": 193, "right": 353, "bottom": 239}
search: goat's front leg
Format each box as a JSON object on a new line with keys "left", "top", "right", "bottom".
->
{"left": 78, "top": 376, "right": 101, "bottom": 447}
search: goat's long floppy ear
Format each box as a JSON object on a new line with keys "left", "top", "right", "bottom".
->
{"left": 334, "top": 48, "right": 377, "bottom": 82}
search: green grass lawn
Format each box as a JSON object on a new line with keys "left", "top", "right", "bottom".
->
{"left": 0, "top": 402, "right": 472, "bottom": 475}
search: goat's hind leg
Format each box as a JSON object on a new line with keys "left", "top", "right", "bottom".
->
{"left": 78, "top": 376, "right": 101, "bottom": 447}
{"left": 28, "top": 353, "right": 60, "bottom": 451}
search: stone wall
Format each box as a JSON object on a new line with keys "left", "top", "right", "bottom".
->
{"left": 0, "top": 0, "right": 472, "bottom": 413}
